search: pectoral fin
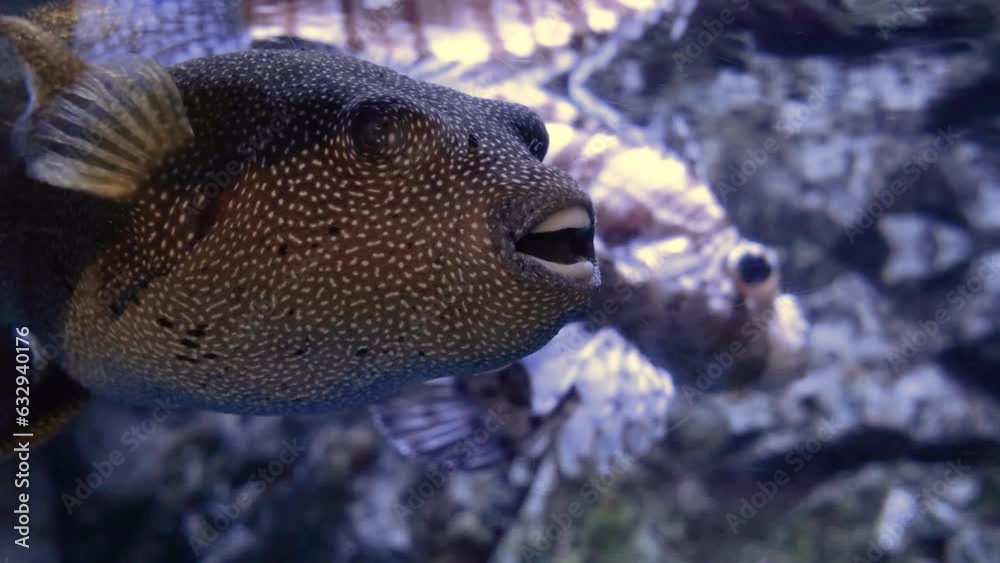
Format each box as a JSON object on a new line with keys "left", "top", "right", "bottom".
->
{"left": 370, "top": 376, "right": 518, "bottom": 470}
{"left": 1, "top": 16, "right": 193, "bottom": 199}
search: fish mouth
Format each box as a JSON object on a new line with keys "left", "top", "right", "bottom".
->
{"left": 514, "top": 206, "right": 597, "bottom": 283}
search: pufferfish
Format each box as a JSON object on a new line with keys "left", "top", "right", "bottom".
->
{"left": 0, "top": 13, "right": 603, "bottom": 455}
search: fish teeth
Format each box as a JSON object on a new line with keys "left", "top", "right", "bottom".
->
{"left": 523, "top": 254, "right": 595, "bottom": 282}
{"left": 530, "top": 206, "right": 591, "bottom": 233}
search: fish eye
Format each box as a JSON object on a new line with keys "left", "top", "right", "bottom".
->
{"left": 727, "top": 243, "right": 780, "bottom": 301}
{"left": 348, "top": 100, "right": 405, "bottom": 160}
{"left": 738, "top": 253, "right": 772, "bottom": 285}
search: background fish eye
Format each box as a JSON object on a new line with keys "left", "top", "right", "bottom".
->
{"left": 737, "top": 252, "right": 773, "bottom": 286}
{"left": 727, "top": 243, "right": 781, "bottom": 302}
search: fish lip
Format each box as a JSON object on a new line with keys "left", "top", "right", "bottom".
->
{"left": 503, "top": 197, "right": 600, "bottom": 290}
{"left": 513, "top": 195, "right": 595, "bottom": 242}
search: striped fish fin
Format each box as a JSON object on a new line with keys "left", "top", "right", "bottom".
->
{"left": 243, "top": 0, "right": 676, "bottom": 86}
{"left": 371, "top": 375, "right": 513, "bottom": 470}
{"left": 245, "top": 0, "right": 671, "bottom": 60}
{"left": 242, "top": 0, "right": 690, "bottom": 134}
{"left": 371, "top": 367, "right": 540, "bottom": 469}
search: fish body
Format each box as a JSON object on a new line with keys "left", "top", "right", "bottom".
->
{"left": 1, "top": 16, "right": 600, "bottom": 421}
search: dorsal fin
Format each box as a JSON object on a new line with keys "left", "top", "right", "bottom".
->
{"left": 0, "top": 15, "right": 86, "bottom": 104}
{"left": 0, "top": 16, "right": 193, "bottom": 199}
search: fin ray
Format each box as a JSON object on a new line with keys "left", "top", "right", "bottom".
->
{"left": 46, "top": 92, "right": 158, "bottom": 164}
{"left": 371, "top": 377, "right": 510, "bottom": 470}
{"left": 25, "top": 61, "right": 193, "bottom": 198}
{"left": 34, "top": 123, "right": 147, "bottom": 177}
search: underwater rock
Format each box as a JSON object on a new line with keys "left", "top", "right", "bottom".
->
{"left": 947, "top": 525, "right": 1000, "bottom": 563}
{"left": 879, "top": 212, "right": 974, "bottom": 285}
{"left": 521, "top": 324, "right": 675, "bottom": 476}
{"left": 586, "top": 2, "right": 998, "bottom": 296}
{"left": 752, "top": 461, "right": 989, "bottom": 563}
